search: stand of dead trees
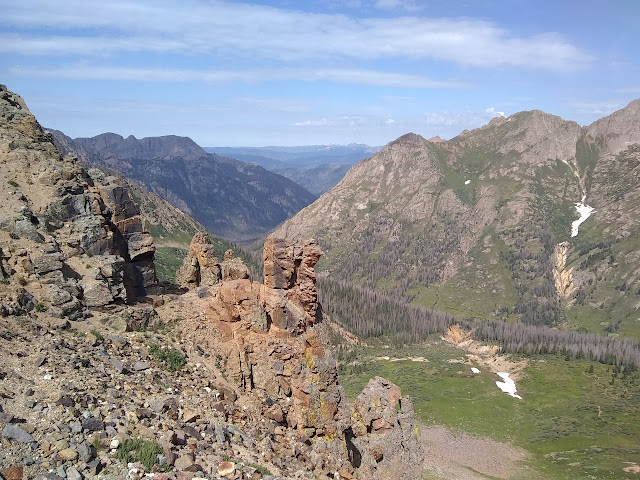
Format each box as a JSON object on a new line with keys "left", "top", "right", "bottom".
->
{"left": 318, "top": 276, "right": 640, "bottom": 368}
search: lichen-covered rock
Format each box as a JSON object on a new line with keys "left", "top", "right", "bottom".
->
{"left": 180, "top": 236, "right": 423, "bottom": 478}
{"left": 350, "top": 377, "right": 423, "bottom": 480}
{"left": 221, "top": 253, "right": 249, "bottom": 281}
{"left": 176, "top": 232, "right": 222, "bottom": 287}
{"left": 262, "top": 237, "right": 321, "bottom": 333}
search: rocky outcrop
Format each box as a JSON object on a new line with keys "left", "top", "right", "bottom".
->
{"left": 350, "top": 377, "right": 422, "bottom": 480}
{"left": 179, "top": 237, "right": 423, "bottom": 479}
{"left": 176, "top": 232, "right": 221, "bottom": 287}
{"left": 176, "top": 233, "right": 248, "bottom": 288}
{"left": 0, "top": 84, "right": 156, "bottom": 319}
{"left": 262, "top": 237, "right": 321, "bottom": 333}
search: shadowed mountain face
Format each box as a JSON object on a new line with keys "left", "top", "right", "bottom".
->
{"left": 275, "top": 100, "right": 640, "bottom": 338}
{"left": 50, "top": 132, "right": 317, "bottom": 242}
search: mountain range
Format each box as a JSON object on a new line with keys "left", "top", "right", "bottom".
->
{"left": 275, "top": 101, "right": 640, "bottom": 339}
{"left": 50, "top": 131, "right": 317, "bottom": 242}
{"left": 205, "top": 144, "right": 379, "bottom": 195}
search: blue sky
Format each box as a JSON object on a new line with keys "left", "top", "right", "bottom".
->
{"left": 1, "top": 0, "right": 638, "bottom": 146}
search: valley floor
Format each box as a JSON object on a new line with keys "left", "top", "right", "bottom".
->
{"left": 333, "top": 332, "right": 640, "bottom": 480}
{"left": 421, "top": 425, "right": 529, "bottom": 480}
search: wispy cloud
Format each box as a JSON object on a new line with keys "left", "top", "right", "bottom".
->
{"left": 293, "top": 115, "right": 366, "bottom": 128}
{"left": 6, "top": 64, "right": 468, "bottom": 89}
{"left": 422, "top": 107, "right": 506, "bottom": 128}
{"left": 374, "top": 0, "right": 423, "bottom": 12}
{"left": 611, "top": 86, "right": 640, "bottom": 94}
{"left": 485, "top": 106, "right": 505, "bottom": 117}
{"left": 0, "top": 0, "right": 593, "bottom": 71}
{"left": 570, "top": 100, "right": 625, "bottom": 116}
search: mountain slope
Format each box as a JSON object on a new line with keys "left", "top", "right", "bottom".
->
{"left": 275, "top": 102, "right": 640, "bottom": 338}
{"left": 51, "top": 132, "right": 317, "bottom": 242}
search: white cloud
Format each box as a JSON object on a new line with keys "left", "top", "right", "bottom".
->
{"left": 6, "top": 64, "right": 467, "bottom": 89}
{"left": 0, "top": 0, "right": 593, "bottom": 71}
{"left": 485, "top": 106, "right": 505, "bottom": 117}
{"left": 385, "top": 118, "right": 396, "bottom": 124}
{"left": 294, "top": 119, "right": 329, "bottom": 127}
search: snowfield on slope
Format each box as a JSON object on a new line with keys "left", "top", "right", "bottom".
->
{"left": 496, "top": 372, "right": 522, "bottom": 399}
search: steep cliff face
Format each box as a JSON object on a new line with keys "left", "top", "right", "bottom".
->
{"left": 178, "top": 236, "right": 423, "bottom": 479}
{"left": 0, "top": 85, "right": 157, "bottom": 319}
{"left": 275, "top": 101, "right": 640, "bottom": 336}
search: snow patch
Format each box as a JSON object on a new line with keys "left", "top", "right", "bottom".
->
{"left": 471, "top": 367, "right": 481, "bottom": 374}
{"left": 495, "top": 372, "right": 522, "bottom": 399}
{"left": 571, "top": 196, "right": 595, "bottom": 237}
{"left": 465, "top": 180, "right": 471, "bottom": 185}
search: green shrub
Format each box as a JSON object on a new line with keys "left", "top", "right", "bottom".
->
{"left": 117, "top": 438, "right": 163, "bottom": 471}
{"left": 165, "top": 349, "right": 186, "bottom": 371}
{"left": 148, "top": 343, "right": 185, "bottom": 371}
{"left": 7, "top": 180, "right": 18, "bottom": 188}
{"left": 9, "top": 232, "right": 19, "bottom": 240}
{"left": 34, "top": 302, "right": 47, "bottom": 312}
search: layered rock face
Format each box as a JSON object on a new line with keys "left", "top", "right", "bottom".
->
{"left": 0, "top": 85, "right": 156, "bottom": 319}
{"left": 180, "top": 235, "right": 422, "bottom": 479}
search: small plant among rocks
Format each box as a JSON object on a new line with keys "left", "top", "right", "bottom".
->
{"left": 148, "top": 343, "right": 186, "bottom": 371}
{"left": 34, "top": 302, "right": 47, "bottom": 312}
{"left": 90, "top": 329, "right": 104, "bottom": 344}
{"left": 117, "top": 438, "right": 164, "bottom": 471}
{"left": 245, "top": 462, "right": 272, "bottom": 476}
{"left": 7, "top": 179, "right": 18, "bottom": 187}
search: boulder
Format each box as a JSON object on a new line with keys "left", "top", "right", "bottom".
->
{"left": 2, "top": 424, "right": 35, "bottom": 444}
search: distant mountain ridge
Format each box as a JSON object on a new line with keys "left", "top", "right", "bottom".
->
{"left": 275, "top": 100, "right": 640, "bottom": 339}
{"left": 50, "top": 131, "right": 317, "bottom": 242}
{"left": 205, "top": 144, "right": 379, "bottom": 195}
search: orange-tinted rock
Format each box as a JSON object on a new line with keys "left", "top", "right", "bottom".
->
{"left": 1, "top": 465, "right": 23, "bottom": 480}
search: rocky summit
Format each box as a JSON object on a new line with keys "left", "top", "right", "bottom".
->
{"left": 0, "top": 85, "right": 422, "bottom": 479}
